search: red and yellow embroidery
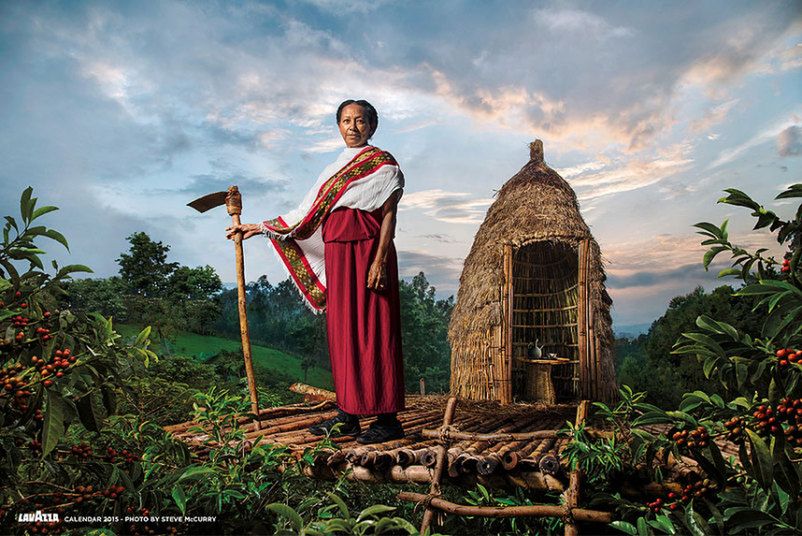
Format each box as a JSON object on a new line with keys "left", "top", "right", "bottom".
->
{"left": 269, "top": 217, "right": 326, "bottom": 311}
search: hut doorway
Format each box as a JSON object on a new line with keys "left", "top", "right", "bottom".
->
{"left": 508, "top": 240, "right": 580, "bottom": 403}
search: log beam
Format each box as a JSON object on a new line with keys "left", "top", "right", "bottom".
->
{"left": 398, "top": 492, "right": 612, "bottom": 524}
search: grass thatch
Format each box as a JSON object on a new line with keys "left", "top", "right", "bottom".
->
{"left": 449, "top": 140, "right": 616, "bottom": 403}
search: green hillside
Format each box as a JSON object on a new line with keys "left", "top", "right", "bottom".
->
{"left": 116, "top": 324, "right": 333, "bottom": 390}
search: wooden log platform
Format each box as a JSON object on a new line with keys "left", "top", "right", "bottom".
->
{"left": 164, "top": 394, "right": 579, "bottom": 490}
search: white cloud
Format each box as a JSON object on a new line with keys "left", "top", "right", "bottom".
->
{"left": 532, "top": 8, "right": 635, "bottom": 39}
{"left": 400, "top": 189, "right": 493, "bottom": 224}
{"left": 569, "top": 143, "right": 695, "bottom": 199}
{"left": 305, "top": 137, "right": 344, "bottom": 154}
{"left": 689, "top": 98, "right": 741, "bottom": 133}
{"left": 297, "top": 0, "right": 392, "bottom": 14}
{"left": 708, "top": 113, "right": 802, "bottom": 169}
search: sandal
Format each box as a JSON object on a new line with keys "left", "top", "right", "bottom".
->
{"left": 309, "top": 410, "right": 361, "bottom": 437}
{"left": 356, "top": 420, "right": 405, "bottom": 444}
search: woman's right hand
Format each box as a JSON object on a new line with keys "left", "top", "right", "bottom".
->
{"left": 226, "top": 223, "right": 263, "bottom": 240}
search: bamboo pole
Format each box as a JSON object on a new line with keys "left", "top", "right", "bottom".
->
{"left": 506, "top": 472, "right": 564, "bottom": 492}
{"left": 164, "top": 401, "right": 327, "bottom": 434}
{"left": 398, "top": 492, "right": 612, "bottom": 524}
{"left": 243, "top": 411, "right": 338, "bottom": 439}
{"left": 503, "top": 439, "right": 554, "bottom": 471}
{"left": 360, "top": 451, "right": 394, "bottom": 470}
{"left": 502, "top": 243, "right": 514, "bottom": 404}
{"left": 289, "top": 383, "right": 336, "bottom": 401}
{"left": 487, "top": 421, "right": 538, "bottom": 455}
{"left": 517, "top": 431, "right": 558, "bottom": 461}
{"left": 511, "top": 322, "right": 579, "bottom": 329}
{"left": 421, "top": 397, "right": 458, "bottom": 534}
{"left": 576, "top": 239, "right": 589, "bottom": 400}
{"left": 493, "top": 422, "right": 540, "bottom": 469}
{"left": 226, "top": 187, "right": 261, "bottom": 432}
{"left": 423, "top": 428, "right": 557, "bottom": 442}
{"left": 453, "top": 415, "right": 533, "bottom": 474}
{"left": 538, "top": 454, "right": 561, "bottom": 475}
{"left": 514, "top": 286, "right": 578, "bottom": 298}
{"left": 349, "top": 465, "right": 433, "bottom": 484}
{"left": 512, "top": 305, "right": 578, "bottom": 313}
{"left": 476, "top": 454, "right": 502, "bottom": 476}
{"left": 420, "top": 427, "right": 610, "bottom": 443}
{"left": 587, "top": 281, "right": 597, "bottom": 400}
{"left": 446, "top": 447, "right": 465, "bottom": 478}
{"left": 564, "top": 400, "right": 590, "bottom": 536}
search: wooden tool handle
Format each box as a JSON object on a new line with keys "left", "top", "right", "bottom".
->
{"left": 231, "top": 211, "right": 261, "bottom": 431}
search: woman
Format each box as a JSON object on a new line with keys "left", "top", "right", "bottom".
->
{"left": 226, "top": 99, "right": 405, "bottom": 444}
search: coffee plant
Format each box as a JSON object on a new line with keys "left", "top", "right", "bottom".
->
{"left": 266, "top": 491, "right": 418, "bottom": 535}
{"left": 563, "top": 185, "right": 802, "bottom": 535}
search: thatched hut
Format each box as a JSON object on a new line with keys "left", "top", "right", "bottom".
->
{"left": 449, "top": 140, "right": 617, "bottom": 404}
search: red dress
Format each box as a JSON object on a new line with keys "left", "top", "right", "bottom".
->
{"left": 321, "top": 206, "right": 405, "bottom": 415}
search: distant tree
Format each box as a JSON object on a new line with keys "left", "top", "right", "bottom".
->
{"left": 164, "top": 265, "right": 223, "bottom": 334}
{"left": 616, "top": 284, "right": 763, "bottom": 407}
{"left": 167, "top": 265, "right": 222, "bottom": 302}
{"left": 116, "top": 232, "right": 179, "bottom": 297}
{"left": 63, "top": 276, "right": 128, "bottom": 319}
{"left": 399, "top": 272, "right": 454, "bottom": 393}
{"left": 66, "top": 232, "right": 223, "bottom": 338}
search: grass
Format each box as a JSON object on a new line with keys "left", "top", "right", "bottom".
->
{"left": 116, "top": 323, "right": 333, "bottom": 390}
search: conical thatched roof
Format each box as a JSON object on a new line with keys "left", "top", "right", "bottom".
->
{"left": 448, "top": 140, "right": 616, "bottom": 403}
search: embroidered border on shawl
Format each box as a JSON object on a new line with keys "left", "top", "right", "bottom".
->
{"left": 268, "top": 216, "right": 327, "bottom": 311}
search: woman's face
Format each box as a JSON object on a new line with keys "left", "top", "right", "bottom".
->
{"left": 338, "top": 103, "right": 374, "bottom": 148}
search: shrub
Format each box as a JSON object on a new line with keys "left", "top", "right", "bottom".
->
{"left": 565, "top": 186, "right": 802, "bottom": 535}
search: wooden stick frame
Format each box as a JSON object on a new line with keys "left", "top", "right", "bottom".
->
{"left": 420, "top": 397, "right": 458, "bottom": 534}
{"left": 420, "top": 428, "right": 612, "bottom": 442}
{"left": 564, "top": 400, "right": 589, "bottom": 536}
{"left": 398, "top": 398, "right": 612, "bottom": 535}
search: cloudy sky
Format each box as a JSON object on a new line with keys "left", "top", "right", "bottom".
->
{"left": 1, "top": 0, "right": 800, "bottom": 329}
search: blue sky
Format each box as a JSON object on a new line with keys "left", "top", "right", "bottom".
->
{"left": 1, "top": 0, "right": 800, "bottom": 328}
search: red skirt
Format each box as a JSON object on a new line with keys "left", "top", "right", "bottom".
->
{"left": 322, "top": 207, "right": 405, "bottom": 415}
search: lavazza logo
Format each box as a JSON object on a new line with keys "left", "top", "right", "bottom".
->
{"left": 18, "top": 510, "right": 60, "bottom": 523}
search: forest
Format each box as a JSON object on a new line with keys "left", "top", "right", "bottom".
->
{"left": 1, "top": 184, "right": 801, "bottom": 535}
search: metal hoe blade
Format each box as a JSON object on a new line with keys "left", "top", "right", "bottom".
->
{"left": 187, "top": 190, "right": 228, "bottom": 213}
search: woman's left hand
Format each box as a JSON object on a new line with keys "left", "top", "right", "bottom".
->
{"left": 367, "top": 259, "right": 387, "bottom": 291}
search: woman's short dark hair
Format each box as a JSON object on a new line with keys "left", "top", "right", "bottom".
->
{"left": 336, "top": 99, "right": 378, "bottom": 136}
